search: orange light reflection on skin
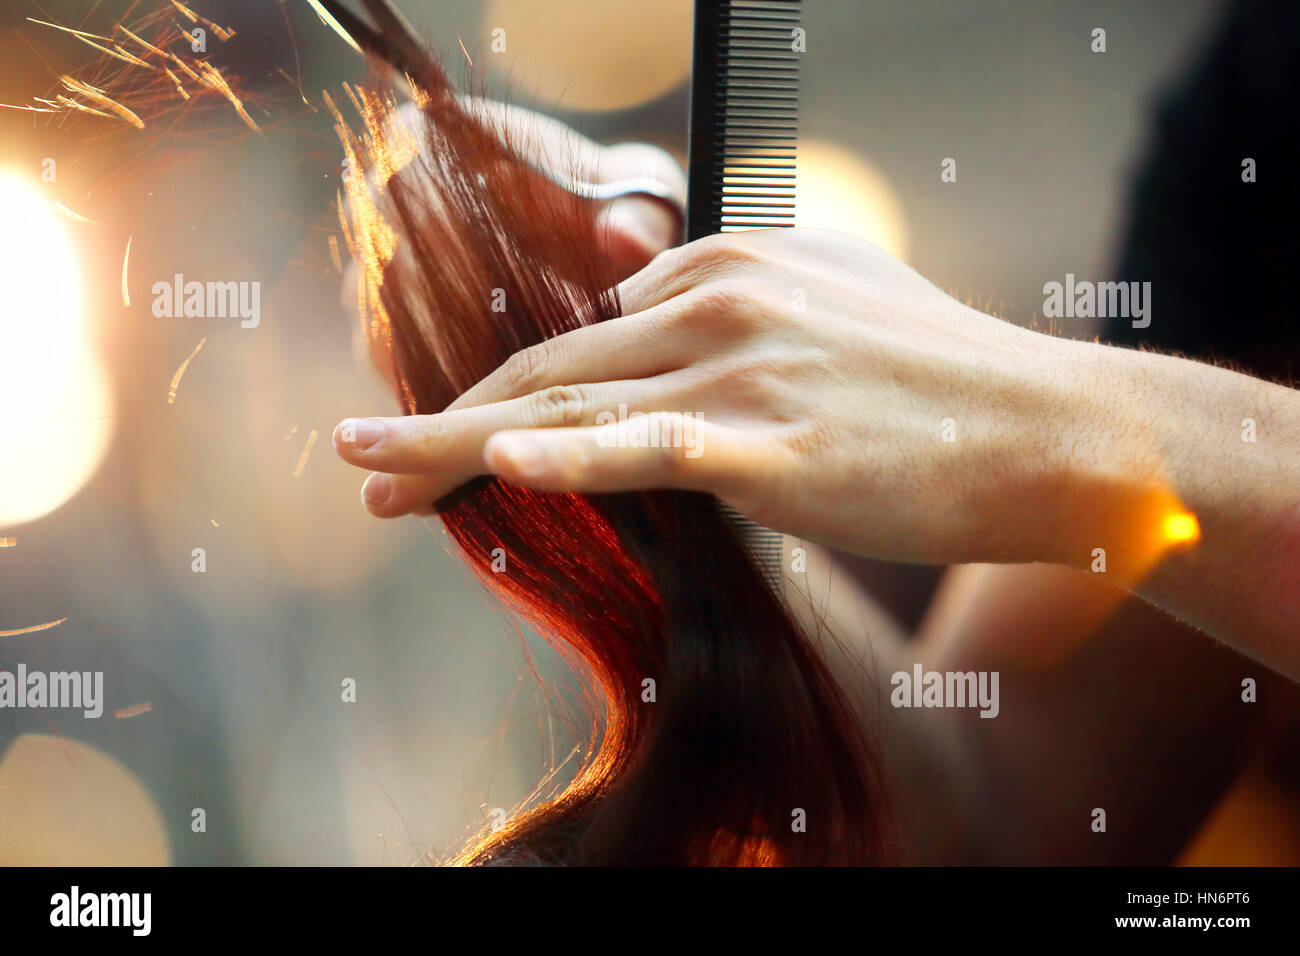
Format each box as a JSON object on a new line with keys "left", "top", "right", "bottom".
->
{"left": 1163, "top": 511, "right": 1201, "bottom": 545}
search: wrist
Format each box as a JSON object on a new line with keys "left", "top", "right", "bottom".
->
{"left": 1026, "top": 336, "right": 1187, "bottom": 578}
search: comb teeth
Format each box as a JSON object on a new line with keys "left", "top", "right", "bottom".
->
{"left": 687, "top": 0, "right": 801, "bottom": 595}
{"left": 725, "top": 503, "right": 786, "bottom": 595}
{"left": 687, "top": 0, "right": 801, "bottom": 239}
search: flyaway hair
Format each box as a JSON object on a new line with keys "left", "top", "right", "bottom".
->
{"left": 328, "top": 0, "right": 890, "bottom": 865}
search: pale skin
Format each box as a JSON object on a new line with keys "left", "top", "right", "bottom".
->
{"left": 336, "top": 219, "right": 1300, "bottom": 681}
{"left": 334, "top": 106, "right": 1300, "bottom": 859}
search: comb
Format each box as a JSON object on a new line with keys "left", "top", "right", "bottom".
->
{"left": 686, "top": 0, "right": 800, "bottom": 237}
{"left": 320, "top": 0, "right": 796, "bottom": 591}
{"left": 686, "top": 0, "right": 802, "bottom": 593}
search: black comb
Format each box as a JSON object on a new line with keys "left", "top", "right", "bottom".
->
{"left": 686, "top": 0, "right": 800, "bottom": 239}
{"left": 686, "top": 0, "right": 802, "bottom": 593}
{"left": 321, "top": 0, "right": 796, "bottom": 590}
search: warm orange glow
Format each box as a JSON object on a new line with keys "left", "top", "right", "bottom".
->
{"left": 0, "top": 173, "right": 114, "bottom": 529}
{"left": 1163, "top": 511, "right": 1201, "bottom": 544}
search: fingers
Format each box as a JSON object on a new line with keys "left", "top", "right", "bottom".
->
{"left": 341, "top": 378, "right": 662, "bottom": 472}
{"left": 454, "top": 100, "right": 682, "bottom": 282}
{"left": 353, "top": 414, "right": 758, "bottom": 518}
{"left": 449, "top": 294, "right": 716, "bottom": 411}
{"left": 482, "top": 415, "right": 759, "bottom": 498}
{"left": 596, "top": 195, "right": 679, "bottom": 280}
{"left": 357, "top": 471, "right": 445, "bottom": 518}
{"left": 592, "top": 140, "right": 687, "bottom": 280}
{"left": 598, "top": 141, "right": 688, "bottom": 211}
{"left": 335, "top": 373, "right": 695, "bottom": 515}
{"left": 338, "top": 251, "right": 774, "bottom": 516}
{"left": 455, "top": 97, "right": 605, "bottom": 178}
{"left": 618, "top": 232, "right": 766, "bottom": 314}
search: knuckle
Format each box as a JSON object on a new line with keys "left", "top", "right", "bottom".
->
{"left": 690, "top": 281, "right": 757, "bottom": 328}
{"left": 782, "top": 418, "right": 835, "bottom": 459}
{"left": 709, "top": 356, "right": 778, "bottom": 404}
{"left": 689, "top": 233, "right": 763, "bottom": 269}
{"left": 502, "top": 341, "right": 551, "bottom": 395}
{"left": 532, "top": 384, "right": 589, "bottom": 427}
{"left": 651, "top": 296, "right": 691, "bottom": 335}
{"left": 643, "top": 242, "right": 693, "bottom": 285}
{"left": 748, "top": 348, "right": 821, "bottom": 399}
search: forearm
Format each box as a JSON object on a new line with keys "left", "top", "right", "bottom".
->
{"left": 1046, "top": 338, "right": 1300, "bottom": 678}
{"left": 335, "top": 225, "right": 1299, "bottom": 679}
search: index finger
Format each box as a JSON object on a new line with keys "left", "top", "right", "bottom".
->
{"left": 447, "top": 293, "right": 708, "bottom": 412}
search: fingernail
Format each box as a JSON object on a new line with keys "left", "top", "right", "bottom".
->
{"left": 361, "top": 473, "right": 391, "bottom": 509}
{"left": 335, "top": 418, "right": 385, "bottom": 450}
{"left": 495, "top": 435, "right": 549, "bottom": 478}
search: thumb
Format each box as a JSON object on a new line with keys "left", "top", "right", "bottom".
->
{"left": 596, "top": 194, "right": 681, "bottom": 280}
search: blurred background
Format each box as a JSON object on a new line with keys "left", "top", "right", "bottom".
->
{"left": 0, "top": 0, "right": 1239, "bottom": 864}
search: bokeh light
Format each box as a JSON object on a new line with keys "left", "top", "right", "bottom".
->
{"left": 795, "top": 139, "right": 910, "bottom": 260}
{"left": 483, "top": 0, "right": 692, "bottom": 112}
{"left": 0, "top": 734, "right": 171, "bottom": 865}
{"left": 0, "top": 173, "right": 114, "bottom": 529}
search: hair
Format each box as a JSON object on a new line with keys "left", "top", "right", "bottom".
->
{"left": 330, "top": 0, "right": 890, "bottom": 865}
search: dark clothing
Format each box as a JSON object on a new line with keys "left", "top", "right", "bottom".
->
{"left": 1106, "top": 0, "right": 1300, "bottom": 382}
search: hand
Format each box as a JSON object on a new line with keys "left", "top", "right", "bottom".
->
{"left": 339, "top": 98, "right": 686, "bottom": 351}
{"left": 334, "top": 228, "right": 1096, "bottom": 567}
